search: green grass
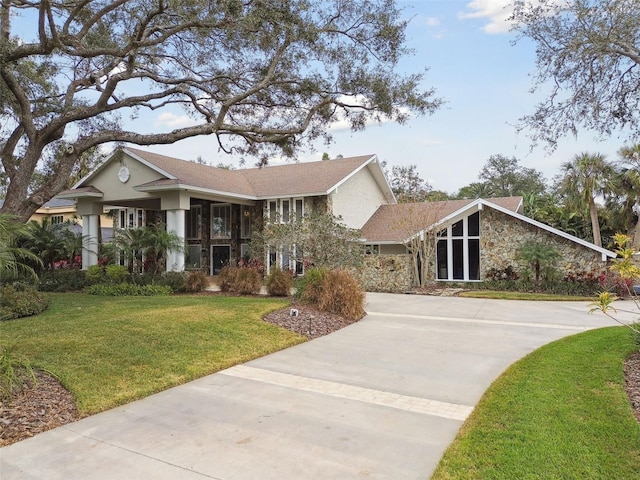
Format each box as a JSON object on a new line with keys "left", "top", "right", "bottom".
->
{"left": 432, "top": 327, "right": 640, "bottom": 480}
{"left": 458, "top": 290, "right": 596, "bottom": 301}
{"left": 0, "top": 293, "right": 303, "bottom": 415}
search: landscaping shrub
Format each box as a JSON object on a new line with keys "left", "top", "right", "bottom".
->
{"left": 295, "top": 268, "right": 364, "bottom": 320}
{"left": 85, "top": 265, "right": 105, "bottom": 284}
{"left": 317, "top": 269, "right": 365, "bottom": 320}
{"left": 295, "top": 267, "right": 327, "bottom": 303}
{"left": 266, "top": 268, "right": 293, "bottom": 296}
{"left": 184, "top": 270, "right": 209, "bottom": 293}
{"left": 157, "top": 271, "right": 188, "bottom": 292}
{"left": 0, "top": 284, "right": 49, "bottom": 321}
{"left": 105, "top": 264, "right": 129, "bottom": 284}
{"left": 84, "top": 283, "right": 172, "bottom": 296}
{"left": 233, "top": 268, "right": 262, "bottom": 295}
{"left": 38, "top": 269, "right": 89, "bottom": 292}
{"left": 217, "top": 266, "right": 237, "bottom": 292}
{"left": 0, "top": 341, "right": 36, "bottom": 402}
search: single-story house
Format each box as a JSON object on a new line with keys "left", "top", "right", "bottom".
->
{"left": 57, "top": 146, "right": 615, "bottom": 290}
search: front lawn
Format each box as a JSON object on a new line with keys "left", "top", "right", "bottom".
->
{"left": 432, "top": 327, "right": 640, "bottom": 479}
{"left": 458, "top": 290, "right": 596, "bottom": 301}
{"left": 0, "top": 293, "right": 302, "bottom": 415}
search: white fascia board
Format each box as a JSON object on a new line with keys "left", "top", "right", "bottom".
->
{"left": 327, "top": 155, "right": 377, "bottom": 195}
{"left": 398, "top": 197, "right": 616, "bottom": 259}
{"left": 400, "top": 199, "right": 482, "bottom": 244}
{"left": 255, "top": 192, "right": 326, "bottom": 200}
{"left": 134, "top": 183, "right": 257, "bottom": 204}
{"left": 122, "top": 148, "right": 177, "bottom": 180}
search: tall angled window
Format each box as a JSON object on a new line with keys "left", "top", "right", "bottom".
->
{"left": 436, "top": 211, "right": 480, "bottom": 281}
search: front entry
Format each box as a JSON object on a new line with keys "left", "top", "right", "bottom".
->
{"left": 211, "top": 245, "right": 231, "bottom": 275}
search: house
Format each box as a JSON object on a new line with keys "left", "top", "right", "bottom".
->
{"left": 58, "top": 146, "right": 615, "bottom": 290}
{"left": 58, "top": 147, "right": 393, "bottom": 273}
{"left": 358, "top": 197, "right": 616, "bottom": 291}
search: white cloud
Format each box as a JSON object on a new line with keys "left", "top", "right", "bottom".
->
{"left": 461, "top": 0, "right": 515, "bottom": 34}
{"left": 425, "top": 16, "right": 440, "bottom": 28}
{"left": 154, "top": 112, "right": 197, "bottom": 129}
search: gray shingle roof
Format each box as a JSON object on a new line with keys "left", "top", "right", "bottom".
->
{"left": 126, "top": 147, "right": 376, "bottom": 199}
{"left": 361, "top": 197, "right": 523, "bottom": 243}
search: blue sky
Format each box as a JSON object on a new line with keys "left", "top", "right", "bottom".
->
{"left": 145, "top": 0, "right": 629, "bottom": 194}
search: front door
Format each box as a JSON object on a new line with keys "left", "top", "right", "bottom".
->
{"left": 211, "top": 245, "right": 231, "bottom": 275}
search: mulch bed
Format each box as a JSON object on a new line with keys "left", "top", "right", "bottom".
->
{"left": 0, "top": 370, "right": 78, "bottom": 447}
{"left": 1, "top": 303, "right": 638, "bottom": 448}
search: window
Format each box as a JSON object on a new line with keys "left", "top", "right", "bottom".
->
{"left": 436, "top": 211, "right": 481, "bottom": 281}
{"left": 118, "top": 208, "right": 144, "bottom": 229}
{"left": 185, "top": 245, "right": 202, "bottom": 270}
{"left": 51, "top": 215, "right": 64, "bottom": 224}
{"left": 365, "top": 244, "right": 380, "bottom": 255}
{"left": 282, "top": 200, "right": 290, "bottom": 223}
{"left": 240, "top": 243, "right": 251, "bottom": 260}
{"left": 241, "top": 209, "right": 252, "bottom": 238}
{"left": 295, "top": 199, "right": 304, "bottom": 222}
{"left": 186, "top": 206, "right": 202, "bottom": 240}
{"left": 269, "top": 201, "right": 277, "bottom": 223}
{"left": 211, "top": 204, "right": 231, "bottom": 238}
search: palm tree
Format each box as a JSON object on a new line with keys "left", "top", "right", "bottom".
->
{"left": 112, "top": 223, "right": 184, "bottom": 275}
{"left": 0, "top": 214, "right": 42, "bottom": 281}
{"left": 22, "top": 219, "right": 77, "bottom": 270}
{"left": 617, "top": 144, "right": 640, "bottom": 249}
{"left": 557, "top": 152, "right": 616, "bottom": 248}
{"left": 144, "top": 223, "right": 185, "bottom": 275}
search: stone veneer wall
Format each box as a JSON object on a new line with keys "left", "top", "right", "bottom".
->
{"left": 480, "top": 208, "right": 608, "bottom": 278}
{"left": 354, "top": 254, "right": 414, "bottom": 292}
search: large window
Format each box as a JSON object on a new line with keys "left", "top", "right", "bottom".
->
{"left": 436, "top": 211, "right": 480, "bottom": 281}
{"left": 211, "top": 204, "right": 231, "bottom": 238}
{"left": 265, "top": 198, "right": 305, "bottom": 274}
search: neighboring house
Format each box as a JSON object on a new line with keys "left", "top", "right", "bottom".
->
{"left": 58, "top": 146, "right": 615, "bottom": 290}
{"left": 0, "top": 198, "right": 114, "bottom": 241}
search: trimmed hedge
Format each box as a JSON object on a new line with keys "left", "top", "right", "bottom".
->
{"left": 84, "top": 283, "right": 172, "bottom": 296}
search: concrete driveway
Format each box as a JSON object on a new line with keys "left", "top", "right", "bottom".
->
{"left": 0, "top": 293, "right": 629, "bottom": 479}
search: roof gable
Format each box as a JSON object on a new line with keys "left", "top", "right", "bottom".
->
{"left": 361, "top": 196, "right": 615, "bottom": 259}
{"left": 72, "top": 147, "right": 384, "bottom": 201}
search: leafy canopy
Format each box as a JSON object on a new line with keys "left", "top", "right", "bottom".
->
{"left": 0, "top": 0, "right": 442, "bottom": 220}
{"left": 512, "top": 0, "right": 640, "bottom": 149}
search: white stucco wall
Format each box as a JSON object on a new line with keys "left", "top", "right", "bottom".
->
{"left": 331, "top": 166, "right": 388, "bottom": 229}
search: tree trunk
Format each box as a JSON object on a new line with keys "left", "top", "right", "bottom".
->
{"left": 633, "top": 216, "right": 640, "bottom": 251}
{"left": 588, "top": 196, "right": 602, "bottom": 248}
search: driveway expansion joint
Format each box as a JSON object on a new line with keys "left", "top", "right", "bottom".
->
{"left": 221, "top": 365, "right": 473, "bottom": 421}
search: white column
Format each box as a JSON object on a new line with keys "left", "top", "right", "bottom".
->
{"left": 82, "top": 216, "right": 90, "bottom": 270}
{"left": 81, "top": 214, "right": 99, "bottom": 269}
{"left": 88, "top": 214, "right": 99, "bottom": 267}
{"left": 165, "top": 209, "right": 176, "bottom": 272}
{"left": 173, "top": 209, "right": 185, "bottom": 272}
{"left": 165, "top": 209, "right": 185, "bottom": 272}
